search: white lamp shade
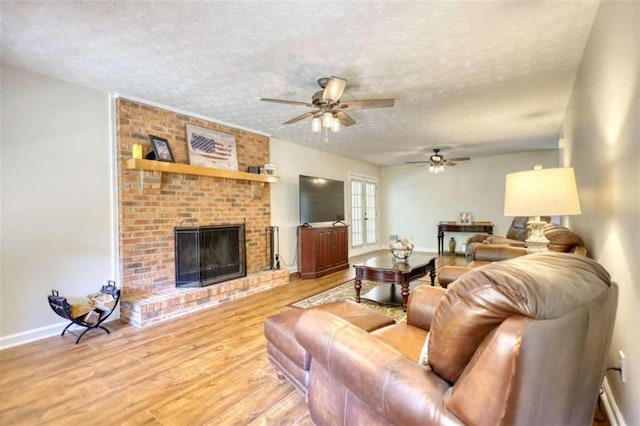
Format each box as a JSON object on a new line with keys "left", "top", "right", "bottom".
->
{"left": 504, "top": 167, "right": 582, "bottom": 216}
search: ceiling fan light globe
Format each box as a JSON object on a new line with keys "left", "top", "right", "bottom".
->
{"left": 331, "top": 117, "right": 341, "bottom": 132}
{"left": 311, "top": 117, "right": 321, "bottom": 132}
{"left": 439, "top": 165, "right": 445, "bottom": 172}
{"left": 322, "top": 112, "right": 333, "bottom": 128}
{"left": 429, "top": 165, "right": 435, "bottom": 173}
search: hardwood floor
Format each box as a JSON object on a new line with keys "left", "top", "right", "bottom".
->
{"left": 0, "top": 252, "right": 606, "bottom": 425}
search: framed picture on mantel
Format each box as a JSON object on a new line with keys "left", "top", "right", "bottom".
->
{"left": 148, "top": 135, "right": 175, "bottom": 162}
{"left": 186, "top": 124, "right": 239, "bottom": 171}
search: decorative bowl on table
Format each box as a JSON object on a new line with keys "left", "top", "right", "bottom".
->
{"left": 390, "top": 239, "right": 414, "bottom": 261}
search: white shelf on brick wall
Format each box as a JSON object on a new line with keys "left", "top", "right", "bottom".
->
{"left": 125, "top": 159, "right": 279, "bottom": 184}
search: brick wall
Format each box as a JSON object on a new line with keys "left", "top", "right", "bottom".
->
{"left": 117, "top": 98, "right": 271, "bottom": 293}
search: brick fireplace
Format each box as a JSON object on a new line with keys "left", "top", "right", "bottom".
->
{"left": 116, "top": 98, "right": 288, "bottom": 326}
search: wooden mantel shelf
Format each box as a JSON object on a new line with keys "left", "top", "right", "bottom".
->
{"left": 125, "top": 159, "right": 279, "bottom": 183}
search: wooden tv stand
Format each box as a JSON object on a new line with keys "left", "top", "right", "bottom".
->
{"left": 298, "top": 225, "right": 349, "bottom": 279}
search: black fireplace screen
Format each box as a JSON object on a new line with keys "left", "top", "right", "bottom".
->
{"left": 175, "top": 224, "right": 246, "bottom": 288}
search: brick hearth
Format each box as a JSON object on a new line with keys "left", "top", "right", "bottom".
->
{"left": 121, "top": 269, "right": 289, "bottom": 327}
{"left": 116, "top": 98, "right": 288, "bottom": 326}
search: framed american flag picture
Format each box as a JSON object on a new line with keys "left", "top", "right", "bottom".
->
{"left": 186, "top": 124, "right": 238, "bottom": 171}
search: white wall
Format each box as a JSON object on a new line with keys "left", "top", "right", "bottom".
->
{"left": 0, "top": 66, "right": 114, "bottom": 348}
{"left": 269, "top": 138, "right": 382, "bottom": 270}
{"left": 562, "top": 2, "right": 639, "bottom": 424}
{"left": 381, "top": 150, "right": 560, "bottom": 252}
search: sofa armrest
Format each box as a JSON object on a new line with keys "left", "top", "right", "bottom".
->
{"left": 295, "top": 309, "right": 451, "bottom": 424}
{"left": 473, "top": 244, "right": 528, "bottom": 262}
{"left": 483, "top": 236, "right": 526, "bottom": 247}
{"left": 406, "top": 285, "right": 447, "bottom": 329}
{"left": 466, "top": 233, "right": 491, "bottom": 244}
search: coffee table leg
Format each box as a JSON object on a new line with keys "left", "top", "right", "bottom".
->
{"left": 355, "top": 278, "right": 362, "bottom": 303}
{"left": 401, "top": 282, "right": 409, "bottom": 312}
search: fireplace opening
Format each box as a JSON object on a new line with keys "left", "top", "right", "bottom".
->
{"left": 175, "top": 224, "right": 246, "bottom": 288}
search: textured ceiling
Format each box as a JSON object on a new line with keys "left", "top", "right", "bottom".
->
{"left": 0, "top": 1, "right": 600, "bottom": 166}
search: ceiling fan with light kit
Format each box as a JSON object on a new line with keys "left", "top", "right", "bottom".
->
{"left": 260, "top": 76, "right": 395, "bottom": 137}
{"left": 406, "top": 148, "right": 471, "bottom": 173}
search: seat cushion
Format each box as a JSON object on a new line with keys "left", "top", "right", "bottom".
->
{"left": 372, "top": 323, "right": 428, "bottom": 362}
{"left": 265, "top": 308, "right": 312, "bottom": 369}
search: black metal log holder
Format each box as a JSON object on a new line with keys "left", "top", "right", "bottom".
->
{"left": 47, "top": 281, "right": 121, "bottom": 344}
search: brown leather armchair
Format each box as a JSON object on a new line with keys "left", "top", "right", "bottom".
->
{"left": 295, "top": 253, "right": 617, "bottom": 426}
{"left": 465, "top": 216, "right": 529, "bottom": 259}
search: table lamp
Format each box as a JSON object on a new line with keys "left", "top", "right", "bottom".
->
{"left": 504, "top": 166, "right": 581, "bottom": 253}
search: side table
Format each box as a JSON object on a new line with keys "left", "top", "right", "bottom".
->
{"left": 437, "top": 223, "right": 493, "bottom": 255}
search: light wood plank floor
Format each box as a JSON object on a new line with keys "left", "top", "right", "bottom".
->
{"left": 0, "top": 252, "right": 605, "bottom": 425}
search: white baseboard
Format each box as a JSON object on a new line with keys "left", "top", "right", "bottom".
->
{"left": 602, "top": 376, "right": 626, "bottom": 426}
{"left": 0, "top": 309, "right": 122, "bottom": 351}
{"left": 0, "top": 321, "right": 68, "bottom": 350}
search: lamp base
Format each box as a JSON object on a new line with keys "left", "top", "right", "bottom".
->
{"left": 525, "top": 217, "right": 549, "bottom": 254}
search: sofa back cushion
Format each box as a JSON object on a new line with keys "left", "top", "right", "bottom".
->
{"left": 505, "top": 216, "right": 529, "bottom": 240}
{"left": 427, "top": 252, "right": 610, "bottom": 384}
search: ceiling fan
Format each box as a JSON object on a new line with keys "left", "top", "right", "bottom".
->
{"left": 406, "top": 148, "right": 471, "bottom": 173}
{"left": 260, "top": 76, "right": 395, "bottom": 133}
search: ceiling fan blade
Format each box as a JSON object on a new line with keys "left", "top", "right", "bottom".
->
{"left": 405, "top": 161, "right": 431, "bottom": 164}
{"left": 260, "top": 98, "right": 313, "bottom": 107}
{"left": 322, "top": 76, "right": 347, "bottom": 103}
{"left": 450, "top": 157, "right": 471, "bottom": 162}
{"left": 339, "top": 99, "right": 395, "bottom": 110}
{"left": 283, "top": 110, "right": 318, "bottom": 125}
{"left": 335, "top": 111, "right": 356, "bottom": 127}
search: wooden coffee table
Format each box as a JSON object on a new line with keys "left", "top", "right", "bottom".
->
{"left": 353, "top": 253, "right": 436, "bottom": 312}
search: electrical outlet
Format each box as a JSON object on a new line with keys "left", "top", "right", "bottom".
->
{"left": 389, "top": 234, "right": 398, "bottom": 241}
{"left": 619, "top": 350, "right": 626, "bottom": 383}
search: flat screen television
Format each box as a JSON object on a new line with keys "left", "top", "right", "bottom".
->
{"left": 299, "top": 175, "right": 345, "bottom": 225}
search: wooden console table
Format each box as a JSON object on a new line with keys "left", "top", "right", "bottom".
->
{"left": 437, "top": 223, "right": 493, "bottom": 254}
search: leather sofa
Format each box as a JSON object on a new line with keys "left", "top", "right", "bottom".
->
{"left": 295, "top": 253, "right": 617, "bottom": 425}
{"left": 440, "top": 224, "right": 587, "bottom": 288}
{"left": 465, "top": 216, "right": 551, "bottom": 260}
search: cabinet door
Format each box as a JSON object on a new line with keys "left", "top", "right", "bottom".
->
{"left": 315, "top": 229, "right": 332, "bottom": 271}
{"left": 328, "top": 229, "right": 339, "bottom": 266}
{"left": 326, "top": 227, "right": 348, "bottom": 267}
{"left": 334, "top": 227, "right": 348, "bottom": 265}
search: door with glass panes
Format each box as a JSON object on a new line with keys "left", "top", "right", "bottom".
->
{"left": 350, "top": 175, "right": 377, "bottom": 248}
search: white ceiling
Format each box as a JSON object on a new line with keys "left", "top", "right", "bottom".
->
{"left": 0, "top": 1, "right": 600, "bottom": 166}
